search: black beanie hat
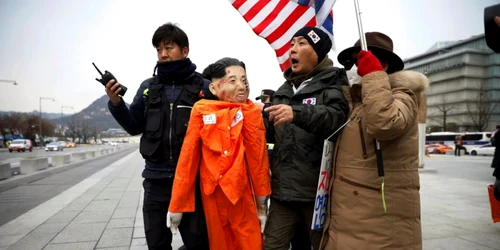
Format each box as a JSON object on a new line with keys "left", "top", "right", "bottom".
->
{"left": 292, "top": 26, "right": 332, "bottom": 63}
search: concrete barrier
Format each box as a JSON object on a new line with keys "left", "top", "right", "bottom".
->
{"left": 86, "top": 151, "right": 96, "bottom": 158}
{"left": 0, "top": 163, "right": 10, "bottom": 180}
{"left": 11, "top": 165, "right": 20, "bottom": 176}
{"left": 100, "top": 149, "right": 108, "bottom": 155}
{"left": 52, "top": 154, "right": 71, "bottom": 167}
{"left": 20, "top": 157, "right": 49, "bottom": 174}
{"left": 72, "top": 152, "right": 86, "bottom": 161}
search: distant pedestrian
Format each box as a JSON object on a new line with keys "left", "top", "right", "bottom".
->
{"left": 454, "top": 135, "right": 463, "bottom": 156}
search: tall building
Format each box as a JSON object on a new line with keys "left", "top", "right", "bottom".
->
{"left": 404, "top": 34, "right": 500, "bottom": 132}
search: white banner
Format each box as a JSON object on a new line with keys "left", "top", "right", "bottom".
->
{"left": 311, "top": 140, "right": 334, "bottom": 230}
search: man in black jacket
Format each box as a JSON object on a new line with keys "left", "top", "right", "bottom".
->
{"left": 262, "top": 27, "right": 349, "bottom": 250}
{"left": 105, "top": 23, "right": 209, "bottom": 250}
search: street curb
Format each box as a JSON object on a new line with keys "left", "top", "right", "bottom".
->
{"left": 0, "top": 146, "right": 137, "bottom": 193}
{"left": 418, "top": 168, "right": 438, "bottom": 173}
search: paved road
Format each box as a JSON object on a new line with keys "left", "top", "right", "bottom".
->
{"left": 0, "top": 148, "right": 137, "bottom": 227}
{"left": 425, "top": 154, "right": 495, "bottom": 182}
{"left": 0, "top": 151, "right": 497, "bottom": 250}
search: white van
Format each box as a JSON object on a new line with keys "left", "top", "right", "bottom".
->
{"left": 8, "top": 139, "right": 33, "bottom": 152}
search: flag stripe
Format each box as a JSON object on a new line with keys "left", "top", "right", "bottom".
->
{"left": 239, "top": 0, "right": 259, "bottom": 17}
{"left": 243, "top": 0, "right": 271, "bottom": 22}
{"left": 232, "top": 0, "right": 246, "bottom": 10}
{"left": 270, "top": 12, "right": 315, "bottom": 51}
{"left": 265, "top": 4, "right": 310, "bottom": 44}
{"left": 248, "top": 0, "right": 280, "bottom": 27}
{"left": 230, "top": 0, "right": 336, "bottom": 72}
{"left": 253, "top": 0, "right": 289, "bottom": 35}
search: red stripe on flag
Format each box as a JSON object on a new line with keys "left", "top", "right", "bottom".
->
{"left": 280, "top": 60, "right": 290, "bottom": 71}
{"left": 232, "top": 0, "right": 246, "bottom": 10}
{"left": 274, "top": 16, "right": 315, "bottom": 58}
{"left": 265, "top": 5, "right": 309, "bottom": 44}
{"left": 253, "top": 0, "right": 288, "bottom": 35}
{"left": 275, "top": 43, "right": 289, "bottom": 59}
{"left": 243, "top": 0, "right": 270, "bottom": 22}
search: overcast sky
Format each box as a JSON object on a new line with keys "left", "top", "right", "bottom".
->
{"left": 0, "top": 0, "right": 496, "bottom": 114}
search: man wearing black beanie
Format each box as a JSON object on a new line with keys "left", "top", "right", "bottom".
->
{"left": 262, "top": 26, "right": 349, "bottom": 250}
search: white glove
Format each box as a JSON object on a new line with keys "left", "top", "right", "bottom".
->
{"left": 256, "top": 196, "right": 267, "bottom": 233}
{"left": 166, "top": 211, "right": 183, "bottom": 235}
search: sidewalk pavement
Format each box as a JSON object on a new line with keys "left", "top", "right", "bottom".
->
{"left": 0, "top": 150, "right": 499, "bottom": 250}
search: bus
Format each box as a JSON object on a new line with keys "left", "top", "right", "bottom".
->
{"left": 425, "top": 131, "right": 492, "bottom": 154}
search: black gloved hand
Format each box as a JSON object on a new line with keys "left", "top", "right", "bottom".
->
{"left": 494, "top": 178, "right": 500, "bottom": 202}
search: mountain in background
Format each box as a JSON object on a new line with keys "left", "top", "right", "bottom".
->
{"left": 49, "top": 95, "right": 130, "bottom": 132}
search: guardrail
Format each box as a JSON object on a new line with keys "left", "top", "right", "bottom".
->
{"left": 0, "top": 145, "right": 136, "bottom": 181}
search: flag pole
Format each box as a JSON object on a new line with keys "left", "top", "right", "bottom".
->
{"left": 353, "top": 0, "right": 367, "bottom": 51}
{"left": 353, "top": 0, "right": 387, "bottom": 212}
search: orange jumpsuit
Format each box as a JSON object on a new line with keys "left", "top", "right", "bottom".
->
{"left": 169, "top": 99, "right": 271, "bottom": 250}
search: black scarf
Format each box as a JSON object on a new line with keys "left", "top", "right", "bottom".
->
{"left": 154, "top": 58, "right": 197, "bottom": 83}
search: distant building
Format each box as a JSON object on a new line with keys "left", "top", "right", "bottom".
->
{"left": 404, "top": 34, "right": 500, "bottom": 132}
{"left": 103, "top": 128, "right": 128, "bottom": 137}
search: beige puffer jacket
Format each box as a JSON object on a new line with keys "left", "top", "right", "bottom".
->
{"left": 321, "top": 70, "right": 429, "bottom": 250}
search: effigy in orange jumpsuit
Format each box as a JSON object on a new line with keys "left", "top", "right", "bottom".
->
{"left": 169, "top": 99, "right": 271, "bottom": 250}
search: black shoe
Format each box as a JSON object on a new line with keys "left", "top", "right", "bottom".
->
{"left": 178, "top": 246, "right": 187, "bottom": 250}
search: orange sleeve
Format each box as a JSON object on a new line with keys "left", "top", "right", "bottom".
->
{"left": 242, "top": 106, "right": 271, "bottom": 197}
{"left": 169, "top": 104, "right": 202, "bottom": 212}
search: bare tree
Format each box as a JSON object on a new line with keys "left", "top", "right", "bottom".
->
{"left": 466, "top": 88, "right": 498, "bottom": 132}
{"left": 67, "top": 116, "right": 79, "bottom": 142}
{"left": 0, "top": 114, "right": 12, "bottom": 147}
{"left": 0, "top": 113, "right": 54, "bottom": 146}
{"left": 430, "top": 96, "right": 457, "bottom": 131}
{"left": 80, "top": 117, "right": 90, "bottom": 144}
{"left": 91, "top": 126, "right": 100, "bottom": 143}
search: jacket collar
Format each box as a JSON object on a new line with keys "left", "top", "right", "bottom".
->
{"left": 275, "top": 61, "right": 348, "bottom": 98}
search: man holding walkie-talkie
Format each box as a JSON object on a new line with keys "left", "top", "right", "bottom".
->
{"left": 103, "top": 23, "right": 211, "bottom": 250}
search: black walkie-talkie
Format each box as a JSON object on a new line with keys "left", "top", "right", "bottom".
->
{"left": 92, "top": 62, "right": 127, "bottom": 96}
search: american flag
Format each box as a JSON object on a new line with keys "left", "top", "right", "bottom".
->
{"left": 230, "top": 0, "right": 337, "bottom": 71}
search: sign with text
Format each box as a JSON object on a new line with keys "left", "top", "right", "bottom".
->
{"left": 311, "top": 140, "right": 334, "bottom": 230}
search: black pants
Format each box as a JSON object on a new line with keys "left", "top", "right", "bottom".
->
{"left": 264, "top": 198, "right": 321, "bottom": 250}
{"left": 455, "top": 145, "right": 464, "bottom": 156}
{"left": 142, "top": 178, "right": 209, "bottom": 250}
{"left": 291, "top": 219, "right": 312, "bottom": 250}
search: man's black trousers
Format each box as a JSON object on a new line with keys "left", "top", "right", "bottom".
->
{"left": 142, "top": 178, "right": 209, "bottom": 250}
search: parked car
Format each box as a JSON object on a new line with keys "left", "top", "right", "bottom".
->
{"left": 66, "top": 142, "right": 76, "bottom": 148}
{"left": 57, "top": 141, "right": 67, "bottom": 148}
{"left": 470, "top": 144, "right": 495, "bottom": 156}
{"left": 8, "top": 139, "right": 33, "bottom": 153}
{"left": 425, "top": 143, "right": 453, "bottom": 154}
{"left": 45, "top": 142, "right": 64, "bottom": 151}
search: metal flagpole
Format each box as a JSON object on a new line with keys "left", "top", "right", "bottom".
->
{"left": 353, "top": 0, "right": 387, "bottom": 212}
{"left": 353, "top": 0, "right": 367, "bottom": 51}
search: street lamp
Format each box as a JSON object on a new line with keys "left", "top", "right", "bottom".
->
{"left": 39, "top": 97, "right": 55, "bottom": 147}
{"left": 0, "top": 79, "right": 18, "bottom": 85}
